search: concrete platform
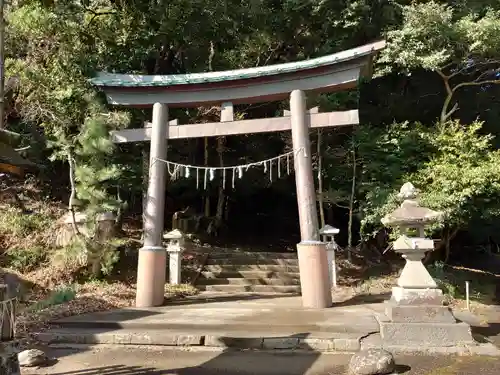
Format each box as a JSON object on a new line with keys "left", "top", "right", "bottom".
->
{"left": 35, "top": 292, "right": 500, "bottom": 355}
{"left": 38, "top": 293, "right": 380, "bottom": 352}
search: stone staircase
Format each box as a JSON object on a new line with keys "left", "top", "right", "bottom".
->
{"left": 196, "top": 252, "right": 301, "bottom": 293}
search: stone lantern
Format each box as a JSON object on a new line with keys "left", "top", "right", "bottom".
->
{"left": 379, "top": 182, "right": 474, "bottom": 348}
{"left": 319, "top": 225, "right": 340, "bottom": 288}
{"left": 164, "top": 229, "right": 185, "bottom": 285}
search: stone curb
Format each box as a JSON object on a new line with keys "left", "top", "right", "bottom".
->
{"left": 36, "top": 331, "right": 500, "bottom": 356}
{"left": 34, "top": 332, "right": 360, "bottom": 352}
{"left": 374, "top": 343, "right": 500, "bottom": 356}
{"left": 360, "top": 333, "right": 500, "bottom": 357}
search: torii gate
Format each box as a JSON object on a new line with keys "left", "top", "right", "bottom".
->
{"left": 91, "top": 40, "right": 385, "bottom": 308}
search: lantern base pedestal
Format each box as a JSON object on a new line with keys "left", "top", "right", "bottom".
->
{"left": 391, "top": 286, "right": 445, "bottom": 305}
{"left": 378, "top": 317, "right": 474, "bottom": 347}
{"left": 385, "top": 301, "right": 456, "bottom": 323}
{"left": 379, "top": 286, "right": 475, "bottom": 347}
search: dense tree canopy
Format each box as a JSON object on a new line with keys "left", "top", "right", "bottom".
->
{"left": 2, "top": 0, "right": 500, "bottom": 264}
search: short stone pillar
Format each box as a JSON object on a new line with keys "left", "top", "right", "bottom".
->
{"left": 319, "top": 225, "right": 340, "bottom": 289}
{"left": 379, "top": 182, "right": 474, "bottom": 348}
{"left": 164, "top": 229, "right": 185, "bottom": 285}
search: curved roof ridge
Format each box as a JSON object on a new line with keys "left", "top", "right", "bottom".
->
{"left": 91, "top": 40, "right": 385, "bottom": 88}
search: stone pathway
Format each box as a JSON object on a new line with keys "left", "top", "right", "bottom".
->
{"left": 36, "top": 292, "right": 500, "bottom": 355}
{"left": 39, "top": 294, "right": 381, "bottom": 352}
{"left": 21, "top": 346, "right": 500, "bottom": 375}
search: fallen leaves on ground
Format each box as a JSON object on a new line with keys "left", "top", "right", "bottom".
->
{"left": 13, "top": 273, "right": 198, "bottom": 347}
{"left": 16, "top": 281, "right": 136, "bottom": 343}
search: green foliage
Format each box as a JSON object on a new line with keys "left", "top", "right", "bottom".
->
{"left": 74, "top": 112, "right": 129, "bottom": 217}
{"left": 55, "top": 233, "right": 125, "bottom": 278}
{"left": 414, "top": 121, "right": 500, "bottom": 228}
{"left": 378, "top": 2, "right": 461, "bottom": 72}
{"left": 428, "top": 261, "right": 496, "bottom": 303}
{"left": 354, "top": 121, "right": 434, "bottom": 234}
{"left": 427, "top": 261, "right": 459, "bottom": 301}
{"left": 3, "top": 0, "right": 500, "bottom": 267}
{"left": 28, "top": 285, "right": 77, "bottom": 312}
{"left": 378, "top": 1, "right": 500, "bottom": 122}
{"left": 379, "top": 1, "right": 500, "bottom": 73}
{"left": 4, "top": 246, "right": 47, "bottom": 272}
{"left": 350, "top": 120, "right": 500, "bottom": 240}
{"left": 0, "top": 208, "right": 52, "bottom": 237}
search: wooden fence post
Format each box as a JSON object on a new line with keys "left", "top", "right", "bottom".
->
{"left": 0, "top": 283, "right": 20, "bottom": 375}
{"left": 0, "top": 284, "right": 14, "bottom": 341}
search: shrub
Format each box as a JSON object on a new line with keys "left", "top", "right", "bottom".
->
{"left": 4, "top": 246, "right": 47, "bottom": 272}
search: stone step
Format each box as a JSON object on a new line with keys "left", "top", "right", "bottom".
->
{"left": 200, "top": 270, "right": 301, "bottom": 279}
{"left": 196, "top": 277, "right": 301, "bottom": 286}
{"left": 35, "top": 328, "right": 360, "bottom": 351}
{"left": 207, "top": 252, "right": 298, "bottom": 259}
{"left": 205, "top": 258, "right": 299, "bottom": 266}
{"left": 204, "top": 264, "right": 300, "bottom": 272}
{"left": 196, "top": 284, "right": 301, "bottom": 293}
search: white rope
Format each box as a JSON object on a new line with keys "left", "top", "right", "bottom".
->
{"left": 153, "top": 148, "right": 303, "bottom": 189}
{"left": 155, "top": 148, "right": 301, "bottom": 172}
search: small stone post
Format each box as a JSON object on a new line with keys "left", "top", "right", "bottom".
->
{"left": 379, "top": 182, "right": 474, "bottom": 348}
{"left": 290, "top": 90, "right": 331, "bottom": 309}
{"left": 136, "top": 103, "right": 169, "bottom": 307}
{"left": 164, "top": 229, "right": 185, "bottom": 285}
{"left": 319, "top": 225, "right": 340, "bottom": 289}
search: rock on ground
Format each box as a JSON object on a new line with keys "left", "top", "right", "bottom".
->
{"left": 347, "top": 349, "right": 395, "bottom": 375}
{"left": 18, "top": 349, "right": 49, "bottom": 367}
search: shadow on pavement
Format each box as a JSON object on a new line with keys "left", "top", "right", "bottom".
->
{"left": 165, "top": 292, "right": 300, "bottom": 306}
{"left": 473, "top": 322, "right": 500, "bottom": 345}
{"left": 48, "top": 365, "right": 166, "bottom": 375}
{"left": 47, "top": 334, "right": 327, "bottom": 375}
{"left": 395, "top": 364, "right": 412, "bottom": 373}
{"left": 333, "top": 292, "right": 391, "bottom": 307}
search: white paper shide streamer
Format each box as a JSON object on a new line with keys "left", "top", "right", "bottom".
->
{"left": 156, "top": 148, "right": 301, "bottom": 190}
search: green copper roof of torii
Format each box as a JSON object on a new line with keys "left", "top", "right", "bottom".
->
{"left": 91, "top": 40, "right": 385, "bottom": 88}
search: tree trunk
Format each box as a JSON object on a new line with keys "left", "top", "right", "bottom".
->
{"left": 141, "top": 123, "right": 149, "bottom": 241}
{"left": 90, "top": 255, "right": 101, "bottom": 278}
{"left": 317, "top": 130, "right": 326, "bottom": 241}
{"left": 203, "top": 41, "right": 216, "bottom": 219}
{"left": 347, "top": 147, "right": 357, "bottom": 262}
{"left": 67, "top": 151, "right": 82, "bottom": 237}
{"left": 115, "top": 187, "right": 125, "bottom": 234}
{"left": 215, "top": 137, "right": 225, "bottom": 227}
{"left": 203, "top": 137, "right": 210, "bottom": 217}
{"left": 444, "top": 227, "right": 459, "bottom": 264}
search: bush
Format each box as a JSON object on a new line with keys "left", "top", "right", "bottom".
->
{"left": 0, "top": 208, "right": 52, "bottom": 237}
{"left": 28, "top": 285, "right": 77, "bottom": 312}
{"left": 4, "top": 246, "right": 47, "bottom": 272}
{"left": 428, "top": 261, "right": 496, "bottom": 304}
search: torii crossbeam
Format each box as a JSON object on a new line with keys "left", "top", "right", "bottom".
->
{"left": 90, "top": 40, "right": 385, "bottom": 308}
